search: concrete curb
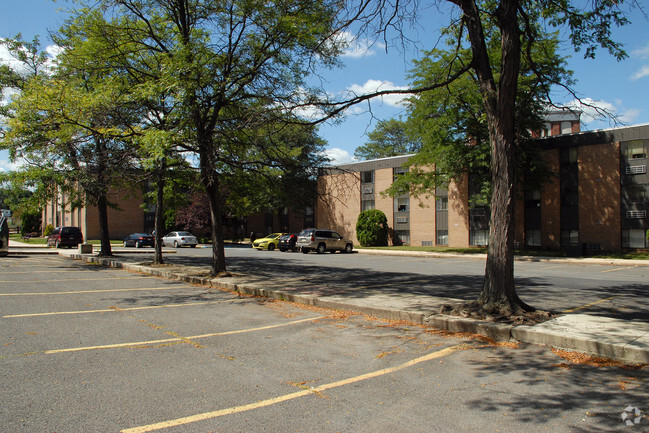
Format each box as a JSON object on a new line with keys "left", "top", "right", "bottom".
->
{"left": 59, "top": 252, "right": 649, "bottom": 365}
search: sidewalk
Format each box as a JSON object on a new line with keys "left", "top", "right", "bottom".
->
{"left": 7, "top": 242, "right": 649, "bottom": 365}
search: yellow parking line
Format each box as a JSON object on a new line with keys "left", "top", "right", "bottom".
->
{"left": 0, "top": 287, "right": 184, "bottom": 296}
{"left": 0, "top": 277, "right": 150, "bottom": 284}
{"left": 562, "top": 295, "right": 622, "bottom": 313}
{"left": 3, "top": 300, "right": 238, "bottom": 318}
{"left": 120, "top": 343, "right": 469, "bottom": 433}
{"left": 601, "top": 266, "right": 638, "bottom": 273}
{"left": 42, "top": 316, "right": 324, "bottom": 354}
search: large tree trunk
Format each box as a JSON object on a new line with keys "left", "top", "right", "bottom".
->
{"left": 204, "top": 176, "right": 227, "bottom": 276}
{"left": 153, "top": 159, "right": 166, "bottom": 265}
{"left": 199, "top": 140, "right": 227, "bottom": 276}
{"left": 461, "top": 0, "right": 533, "bottom": 314}
{"left": 96, "top": 193, "right": 112, "bottom": 257}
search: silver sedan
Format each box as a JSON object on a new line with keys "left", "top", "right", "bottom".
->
{"left": 162, "top": 231, "right": 198, "bottom": 248}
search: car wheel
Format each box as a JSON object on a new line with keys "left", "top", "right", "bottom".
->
{"left": 316, "top": 243, "right": 326, "bottom": 254}
{"left": 301, "top": 248, "right": 309, "bottom": 254}
{"left": 268, "top": 243, "right": 275, "bottom": 251}
{"left": 173, "top": 240, "right": 179, "bottom": 248}
{"left": 190, "top": 244, "right": 196, "bottom": 248}
{"left": 344, "top": 244, "right": 353, "bottom": 254}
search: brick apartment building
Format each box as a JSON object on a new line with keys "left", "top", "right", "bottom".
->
{"left": 42, "top": 186, "right": 313, "bottom": 241}
{"left": 42, "top": 187, "right": 153, "bottom": 241}
{"left": 316, "top": 121, "right": 649, "bottom": 253}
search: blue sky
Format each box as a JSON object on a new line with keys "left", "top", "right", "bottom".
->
{"left": 1, "top": 0, "right": 648, "bottom": 170}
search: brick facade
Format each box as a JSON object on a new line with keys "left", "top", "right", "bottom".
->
{"left": 316, "top": 124, "right": 649, "bottom": 253}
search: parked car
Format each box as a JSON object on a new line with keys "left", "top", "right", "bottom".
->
{"left": 296, "top": 228, "right": 353, "bottom": 254}
{"left": 278, "top": 233, "right": 298, "bottom": 252}
{"left": 123, "top": 233, "right": 154, "bottom": 248}
{"left": 162, "top": 231, "right": 198, "bottom": 248}
{"left": 47, "top": 226, "right": 84, "bottom": 248}
{"left": 252, "top": 233, "right": 284, "bottom": 251}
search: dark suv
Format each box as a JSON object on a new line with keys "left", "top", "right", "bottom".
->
{"left": 296, "top": 228, "right": 353, "bottom": 254}
{"left": 47, "top": 226, "right": 84, "bottom": 248}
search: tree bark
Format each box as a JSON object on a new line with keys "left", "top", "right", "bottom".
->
{"left": 460, "top": 0, "right": 533, "bottom": 314}
{"left": 153, "top": 159, "right": 166, "bottom": 265}
{"left": 96, "top": 193, "right": 112, "bottom": 257}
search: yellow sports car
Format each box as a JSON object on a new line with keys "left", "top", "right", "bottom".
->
{"left": 252, "top": 233, "right": 285, "bottom": 251}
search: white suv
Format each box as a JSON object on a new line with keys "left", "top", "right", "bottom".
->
{"left": 296, "top": 228, "right": 354, "bottom": 254}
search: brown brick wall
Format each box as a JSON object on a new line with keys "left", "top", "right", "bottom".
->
{"left": 578, "top": 141, "right": 621, "bottom": 251}
{"left": 85, "top": 189, "right": 145, "bottom": 240}
{"left": 316, "top": 171, "right": 360, "bottom": 241}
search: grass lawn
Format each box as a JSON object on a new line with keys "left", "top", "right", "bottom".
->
{"left": 354, "top": 244, "right": 649, "bottom": 260}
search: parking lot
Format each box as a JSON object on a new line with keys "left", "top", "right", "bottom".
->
{"left": 2, "top": 253, "right": 648, "bottom": 432}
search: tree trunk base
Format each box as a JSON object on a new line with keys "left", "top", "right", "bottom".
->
{"left": 439, "top": 300, "right": 551, "bottom": 326}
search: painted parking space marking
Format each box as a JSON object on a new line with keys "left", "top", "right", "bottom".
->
{"left": 561, "top": 295, "right": 623, "bottom": 313}
{"left": 0, "top": 276, "right": 151, "bottom": 284}
{"left": 601, "top": 266, "right": 638, "bottom": 273}
{"left": 3, "top": 299, "right": 238, "bottom": 318}
{"left": 0, "top": 286, "right": 187, "bottom": 296}
{"left": 36, "top": 316, "right": 323, "bottom": 354}
{"left": 120, "top": 343, "right": 469, "bottom": 433}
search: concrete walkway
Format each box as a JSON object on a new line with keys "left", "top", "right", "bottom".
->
{"left": 5, "top": 241, "right": 649, "bottom": 364}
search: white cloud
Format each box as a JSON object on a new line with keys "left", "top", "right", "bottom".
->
{"left": 631, "top": 65, "right": 649, "bottom": 81}
{"left": 344, "top": 79, "right": 410, "bottom": 107}
{"left": 0, "top": 42, "right": 61, "bottom": 79}
{"left": 631, "top": 43, "right": 649, "bottom": 59}
{"left": 334, "top": 31, "right": 385, "bottom": 58}
{"left": 566, "top": 98, "right": 640, "bottom": 127}
{"left": 0, "top": 157, "right": 21, "bottom": 173}
{"left": 321, "top": 148, "right": 357, "bottom": 165}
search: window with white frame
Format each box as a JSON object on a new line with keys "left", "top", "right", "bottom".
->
{"left": 622, "top": 229, "right": 647, "bottom": 248}
{"left": 470, "top": 229, "right": 489, "bottom": 246}
{"left": 436, "top": 230, "right": 448, "bottom": 246}
{"left": 622, "top": 140, "right": 647, "bottom": 159}
{"left": 361, "top": 200, "right": 375, "bottom": 211}
{"left": 526, "top": 229, "right": 541, "bottom": 247}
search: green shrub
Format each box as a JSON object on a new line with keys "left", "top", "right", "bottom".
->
{"left": 43, "top": 224, "right": 54, "bottom": 237}
{"left": 356, "top": 209, "right": 388, "bottom": 247}
{"left": 19, "top": 211, "right": 42, "bottom": 236}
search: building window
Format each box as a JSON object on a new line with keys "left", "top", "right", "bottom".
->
{"left": 622, "top": 140, "right": 647, "bottom": 159}
{"left": 361, "top": 170, "right": 374, "bottom": 184}
{"left": 526, "top": 230, "right": 541, "bottom": 247}
{"left": 361, "top": 200, "right": 375, "bottom": 211}
{"left": 304, "top": 206, "right": 314, "bottom": 228}
{"left": 396, "top": 197, "right": 409, "bottom": 212}
{"left": 436, "top": 230, "right": 448, "bottom": 246}
{"left": 470, "top": 229, "right": 489, "bottom": 246}
{"left": 622, "top": 229, "right": 647, "bottom": 248}
{"left": 394, "top": 230, "right": 410, "bottom": 246}
{"left": 561, "top": 121, "right": 573, "bottom": 134}
{"left": 393, "top": 167, "right": 408, "bottom": 181}
{"left": 561, "top": 230, "right": 579, "bottom": 247}
{"left": 436, "top": 197, "right": 448, "bottom": 211}
{"left": 560, "top": 147, "right": 578, "bottom": 164}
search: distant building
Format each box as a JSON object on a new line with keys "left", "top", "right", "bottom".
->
{"left": 316, "top": 120, "right": 649, "bottom": 253}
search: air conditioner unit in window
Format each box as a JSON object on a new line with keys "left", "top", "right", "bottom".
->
{"left": 626, "top": 165, "right": 647, "bottom": 175}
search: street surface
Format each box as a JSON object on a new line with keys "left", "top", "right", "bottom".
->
{"left": 1, "top": 252, "right": 648, "bottom": 432}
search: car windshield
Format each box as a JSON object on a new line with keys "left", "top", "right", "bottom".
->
{"left": 267, "top": 233, "right": 282, "bottom": 239}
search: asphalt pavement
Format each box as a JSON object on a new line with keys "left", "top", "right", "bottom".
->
{"left": 7, "top": 240, "right": 649, "bottom": 364}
